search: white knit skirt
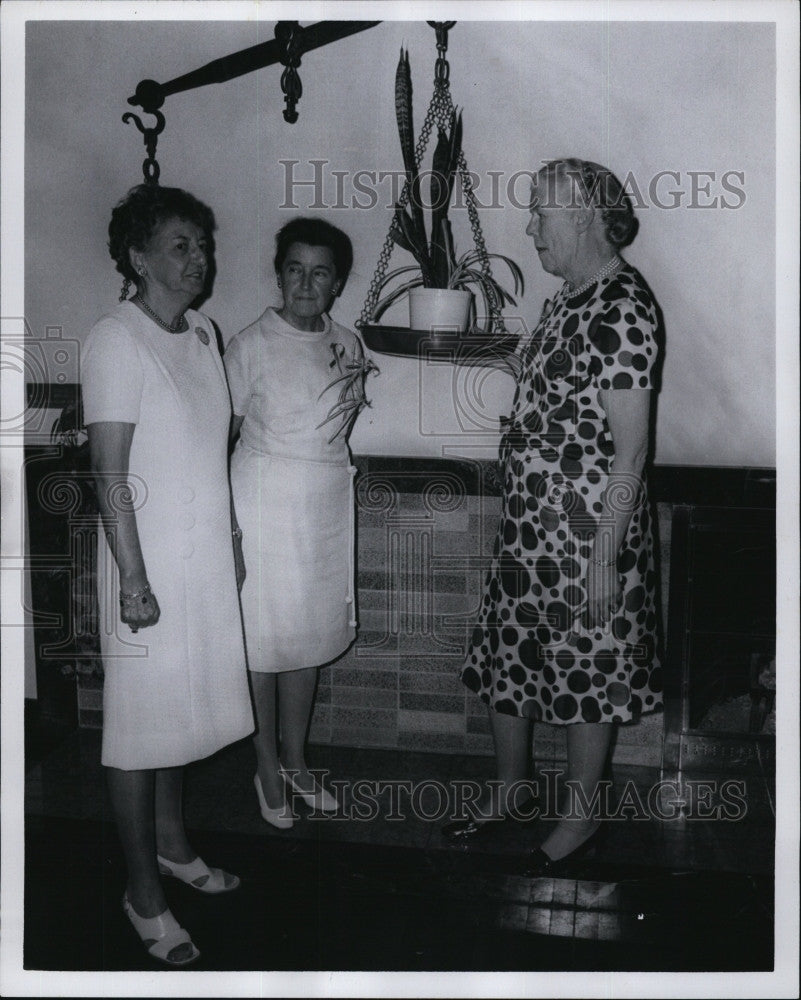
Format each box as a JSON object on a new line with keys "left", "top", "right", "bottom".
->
{"left": 231, "top": 444, "right": 357, "bottom": 672}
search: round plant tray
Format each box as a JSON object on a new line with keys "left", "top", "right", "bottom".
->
{"left": 360, "top": 323, "right": 496, "bottom": 359}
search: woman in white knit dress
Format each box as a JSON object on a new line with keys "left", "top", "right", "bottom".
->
{"left": 225, "top": 217, "right": 373, "bottom": 829}
{"left": 82, "top": 185, "right": 253, "bottom": 966}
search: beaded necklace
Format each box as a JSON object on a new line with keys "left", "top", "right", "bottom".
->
{"left": 133, "top": 294, "right": 188, "bottom": 334}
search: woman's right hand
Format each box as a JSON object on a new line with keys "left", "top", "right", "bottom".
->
{"left": 119, "top": 584, "right": 161, "bottom": 633}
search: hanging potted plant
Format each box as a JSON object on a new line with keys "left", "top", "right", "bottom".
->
{"left": 368, "top": 48, "right": 523, "bottom": 336}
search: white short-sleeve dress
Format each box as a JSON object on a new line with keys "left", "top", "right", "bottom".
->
{"left": 81, "top": 301, "right": 254, "bottom": 770}
{"left": 225, "top": 307, "right": 363, "bottom": 673}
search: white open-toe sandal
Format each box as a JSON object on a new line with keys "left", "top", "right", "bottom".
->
{"left": 157, "top": 854, "right": 240, "bottom": 894}
{"left": 122, "top": 893, "right": 200, "bottom": 967}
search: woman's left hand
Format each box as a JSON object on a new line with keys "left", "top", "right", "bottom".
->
{"left": 233, "top": 534, "right": 246, "bottom": 592}
{"left": 583, "top": 563, "right": 623, "bottom": 631}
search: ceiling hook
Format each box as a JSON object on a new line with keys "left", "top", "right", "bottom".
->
{"left": 122, "top": 109, "right": 166, "bottom": 185}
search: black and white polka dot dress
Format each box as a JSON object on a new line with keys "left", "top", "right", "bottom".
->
{"left": 461, "top": 264, "right": 663, "bottom": 725}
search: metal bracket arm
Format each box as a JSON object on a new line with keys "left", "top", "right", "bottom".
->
{"left": 127, "top": 21, "right": 381, "bottom": 115}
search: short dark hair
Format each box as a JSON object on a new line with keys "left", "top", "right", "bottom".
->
{"left": 274, "top": 217, "right": 353, "bottom": 291}
{"left": 540, "top": 158, "right": 639, "bottom": 249}
{"left": 108, "top": 184, "right": 216, "bottom": 283}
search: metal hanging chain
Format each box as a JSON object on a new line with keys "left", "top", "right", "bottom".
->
{"left": 360, "top": 22, "right": 504, "bottom": 333}
{"left": 275, "top": 21, "right": 303, "bottom": 124}
{"left": 122, "top": 109, "right": 165, "bottom": 185}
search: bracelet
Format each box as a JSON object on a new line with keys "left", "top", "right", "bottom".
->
{"left": 232, "top": 526, "right": 243, "bottom": 541}
{"left": 119, "top": 581, "right": 151, "bottom": 605}
{"left": 591, "top": 557, "right": 616, "bottom": 566}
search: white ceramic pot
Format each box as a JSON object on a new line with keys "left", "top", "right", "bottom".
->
{"left": 409, "top": 287, "right": 472, "bottom": 333}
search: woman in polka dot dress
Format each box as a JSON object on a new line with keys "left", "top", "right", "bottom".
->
{"left": 448, "top": 159, "right": 663, "bottom": 872}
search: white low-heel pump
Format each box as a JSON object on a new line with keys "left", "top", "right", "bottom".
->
{"left": 254, "top": 773, "right": 294, "bottom": 829}
{"left": 280, "top": 765, "right": 339, "bottom": 813}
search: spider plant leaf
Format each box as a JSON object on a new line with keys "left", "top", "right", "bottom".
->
{"left": 321, "top": 401, "right": 357, "bottom": 420}
{"left": 456, "top": 253, "right": 525, "bottom": 304}
{"left": 372, "top": 275, "right": 427, "bottom": 320}
{"left": 457, "top": 266, "right": 499, "bottom": 292}
{"left": 377, "top": 263, "right": 427, "bottom": 285}
{"left": 317, "top": 371, "right": 361, "bottom": 399}
{"left": 326, "top": 409, "right": 361, "bottom": 443}
{"left": 456, "top": 268, "right": 493, "bottom": 318}
{"left": 484, "top": 253, "right": 526, "bottom": 295}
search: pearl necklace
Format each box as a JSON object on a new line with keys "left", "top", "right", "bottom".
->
{"left": 133, "top": 294, "right": 187, "bottom": 334}
{"left": 566, "top": 256, "right": 623, "bottom": 297}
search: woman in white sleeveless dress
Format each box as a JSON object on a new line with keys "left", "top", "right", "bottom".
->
{"left": 225, "top": 217, "right": 374, "bottom": 829}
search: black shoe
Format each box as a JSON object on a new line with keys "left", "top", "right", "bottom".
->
{"left": 441, "top": 815, "right": 507, "bottom": 842}
{"left": 523, "top": 825, "right": 604, "bottom": 876}
{"left": 442, "top": 796, "right": 539, "bottom": 842}
{"left": 505, "top": 795, "right": 540, "bottom": 823}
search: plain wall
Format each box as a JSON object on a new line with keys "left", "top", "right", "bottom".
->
{"left": 25, "top": 18, "right": 776, "bottom": 466}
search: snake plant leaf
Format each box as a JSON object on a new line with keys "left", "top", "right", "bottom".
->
{"left": 394, "top": 47, "right": 427, "bottom": 257}
{"left": 429, "top": 132, "right": 449, "bottom": 286}
{"left": 430, "top": 217, "right": 456, "bottom": 288}
{"left": 429, "top": 111, "right": 462, "bottom": 287}
{"left": 438, "top": 109, "right": 462, "bottom": 221}
{"left": 390, "top": 208, "right": 417, "bottom": 257}
{"left": 446, "top": 109, "right": 463, "bottom": 201}
{"left": 394, "top": 48, "right": 416, "bottom": 183}
{"left": 394, "top": 205, "right": 431, "bottom": 284}
{"left": 376, "top": 53, "right": 523, "bottom": 333}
